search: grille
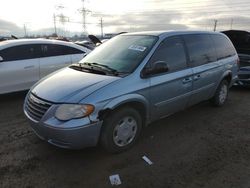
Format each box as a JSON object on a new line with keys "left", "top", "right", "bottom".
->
{"left": 25, "top": 93, "right": 52, "bottom": 122}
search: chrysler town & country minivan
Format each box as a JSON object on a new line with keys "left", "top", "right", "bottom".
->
{"left": 24, "top": 31, "right": 238, "bottom": 153}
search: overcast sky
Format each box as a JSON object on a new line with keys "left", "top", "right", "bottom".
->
{"left": 0, "top": 0, "right": 250, "bottom": 37}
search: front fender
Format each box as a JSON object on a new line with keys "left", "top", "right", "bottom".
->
{"left": 104, "top": 93, "right": 149, "bottom": 110}
{"left": 99, "top": 93, "right": 150, "bottom": 124}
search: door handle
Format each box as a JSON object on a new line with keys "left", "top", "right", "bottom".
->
{"left": 182, "top": 77, "right": 192, "bottom": 84}
{"left": 24, "top": 65, "right": 35, "bottom": 69}
{"left": 194, "top": 75, "right": 201, "bottom": 81}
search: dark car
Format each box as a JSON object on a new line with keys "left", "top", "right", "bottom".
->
{"left": 222, "top": 30, "right": 250, "bottom": 86}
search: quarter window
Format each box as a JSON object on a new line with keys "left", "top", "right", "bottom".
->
{"left": 183, "top": 34, "right": 216, "bottom": 67}
{"left": 211, "top": 34, "right": 236, "bottom": 60}
{"left": 150, "top": 37, "right": 187, "bottom": 72}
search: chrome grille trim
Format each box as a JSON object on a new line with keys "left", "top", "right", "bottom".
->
{"left": 25, "top": 93, "right": 52, "bottom": 122}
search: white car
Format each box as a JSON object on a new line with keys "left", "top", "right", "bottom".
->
{"left": 0, "top": 39, "right": 91, "bottom": 94}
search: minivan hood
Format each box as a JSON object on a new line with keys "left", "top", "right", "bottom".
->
{"left": 31, "top": 67, "right": 120, "bottom": 103}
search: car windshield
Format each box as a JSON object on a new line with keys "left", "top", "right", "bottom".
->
{"left": 79, "top": 35, "right": 158, "bottom": 73}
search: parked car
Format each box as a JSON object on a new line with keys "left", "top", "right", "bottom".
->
{"left": 0, "top": 39, "right": 91, "bottom": 94}
{"left": 74, "top": 40, "right": 95, "bottom": 50}
{"left": 222, "top": 30, "right": 250, "bottom": 86}
{"left": 23, "top": 31, "right": 238, "bottom": 153}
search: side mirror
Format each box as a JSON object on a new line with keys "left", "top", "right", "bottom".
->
{"left": 141, "top": 61, "right": 169, "bottom": 78}
{"left": 0, "top": 56, "right": 3, "bottom": 62}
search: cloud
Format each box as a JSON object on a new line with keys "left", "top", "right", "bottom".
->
{"left": 99, "top": 10, "right": 188, "bottom": 33}
{"left": 0, "top": 20, "right": 82, "bottom": 37}
{"left": 0, "top": 19, "right": 23, "bottom": 36}
{"left": 190, "top": 15, "right": 250, "bottom": 31}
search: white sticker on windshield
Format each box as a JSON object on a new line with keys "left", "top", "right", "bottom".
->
{"left": 129, "top": 45, "right": 147, "bottom": 52}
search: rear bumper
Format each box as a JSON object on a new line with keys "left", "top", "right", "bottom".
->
{"left": 25, "top": 110, "right": 103, "bottom": 149}
{"left": 236, "top": 79, "right": 250, "bottom": 86}
{"left": 235, "top": 69, "right": 250, "bottom": 86}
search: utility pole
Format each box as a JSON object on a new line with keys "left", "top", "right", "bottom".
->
{"left": 100, "top": 17, "right": 103, "bottom": 38}
{"left": 53, "top": 13, "right": 57, "bottom": 35}
{"left": 213, "top": 20, "right": 218, "bottom": 31}
{"left": 23, "top": 24, "right": 27, "bottom": 37}
{"left": 230, "top": 19, "right": 233, "bottom": 30}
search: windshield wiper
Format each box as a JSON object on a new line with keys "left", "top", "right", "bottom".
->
{"left": 82, "top": 62, "right": 119, "bottom": 76}
{"left": 70, "top": 63, "right": 107, "bottom": 75}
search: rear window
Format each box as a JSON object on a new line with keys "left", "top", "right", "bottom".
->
{"left": 211, "top": 34, "right": 236, "bottom": 60}
{"left": 183, "top": 34, "right": 217, "bottom": 67}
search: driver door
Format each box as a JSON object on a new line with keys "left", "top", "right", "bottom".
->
{"left": 147, "top": 36, "right": 193, "bottom": 120}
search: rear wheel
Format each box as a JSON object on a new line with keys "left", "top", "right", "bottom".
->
{"left": 100, "top": 107, "right": 142, "bottom": 153}
{"left": 210, "top": 79, "right": 229, "bottom": 106}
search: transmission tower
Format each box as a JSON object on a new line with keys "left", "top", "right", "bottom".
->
{"left": 78, "top": 0, "right": 91, "bottom": 33}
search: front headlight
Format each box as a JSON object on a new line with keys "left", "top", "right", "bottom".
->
{"left": 55, "top": 104, "right": 94, "bottom": 121}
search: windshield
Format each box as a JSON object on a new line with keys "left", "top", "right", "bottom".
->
{"left": 79, "top": 35, "right": 158, "bottom": 73}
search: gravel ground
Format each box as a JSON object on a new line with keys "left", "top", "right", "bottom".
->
{"left": 0, "top": 87, "right": 250, "bottom": 188}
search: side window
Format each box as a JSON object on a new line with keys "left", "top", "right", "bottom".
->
{"left": 68, "top": 47, "right": 85, "bottom": 54}
{"left": 0, "top": 44, "right": 41, "bottom": 61}
{"left": 212, "top": 34, "right": 236, "bottom": 60}
{"left": 183, "top": 34, "right": 217, "bottom": 67}
{"left": 42, "top": 44, "right": 64, "bottom": 57}
{"left": 42, "top": 44, "right": 84, "bottom": 57}
{"left": 149, "top": 37, "right": 187, "bottom": 72}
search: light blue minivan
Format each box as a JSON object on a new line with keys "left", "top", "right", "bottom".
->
{"left": 24, "top": 31, "right": 239, "bottom": 153}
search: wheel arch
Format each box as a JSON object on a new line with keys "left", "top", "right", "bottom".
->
{"left": 211, "top": 70, "right": 232, "bottom": 98}
{"left": 98, "top": 94, "right": 149, "bottom": 126}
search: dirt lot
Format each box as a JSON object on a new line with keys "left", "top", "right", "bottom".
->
{"left": 0, "top": 87, "right": 250, "bottom": 188}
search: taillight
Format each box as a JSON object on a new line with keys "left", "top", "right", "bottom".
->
{"left": 237, "top": 58, "right": 240, "bottom": 71}
{"left": 237, "top": 58, "right": 240, "bottom": 65}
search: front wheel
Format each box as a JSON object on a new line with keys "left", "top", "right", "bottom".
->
{"left": 210, "top": 79, "right": 229, "bottom": 106}
{"left": 100, "top": 107, "right": 142, "bottom": 153}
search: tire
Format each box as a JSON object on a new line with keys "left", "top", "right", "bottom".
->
{"left": 210, "top": 79, "right": 229, "bottom": 106}
{"left": 100, "top": 107, "right": 142, "bottom": 153}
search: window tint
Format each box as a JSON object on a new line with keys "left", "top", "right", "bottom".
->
{"left": 41, "top": 44, "right": 84, "bottom": 57}
{"left": 183, "top": 34, "right": 217, "bottom": 67}
{"left": 211, "top": 34, "right": 236, "bottom": 60}
{"left": 69, "top": 47, "right": 85, "bottom": 54}
{"left": 0, "top": 44, "right": 41, "bottom": 61}
{"left": 149, "top": 37, "right": 187, "bottom": 72}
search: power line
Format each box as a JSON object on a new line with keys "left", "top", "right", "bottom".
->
{"left": 141, "top": 3, "right": 250, "bottom": 11}
{"left": 61, "top": 18, "right": 250, "bottom": 26}
{"left": 90, "top": 1, "right": 250, "bottom": 16}
{"left": 90, "top": 1, "right": 250, "bottom": 15}
{"left": 92, "top": 11, "right": 250, "bottom": 18}
{"left": 142, "top": 0, "right": 250, "bottom": 7}
{"left": 98, "top": 9, "right": 250, "bottom": 15}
